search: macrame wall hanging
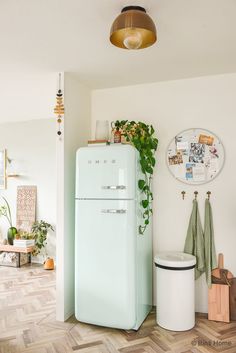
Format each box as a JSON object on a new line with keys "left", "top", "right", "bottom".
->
{"left": 54, "top": 73, "right": 64, "bottom": 136}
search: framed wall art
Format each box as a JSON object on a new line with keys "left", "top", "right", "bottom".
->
{"left": 167, "top": 128, "right": 225, "bottom": 185}
{"left": 16, "top": 185, "right": 37, "bottom": 232}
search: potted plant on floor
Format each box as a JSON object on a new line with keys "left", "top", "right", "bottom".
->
{"left": 0, "top": 197, "right": 17, "bottom": 245}
{"left": 31, "top": 220, "right": 54, "bottom": 269}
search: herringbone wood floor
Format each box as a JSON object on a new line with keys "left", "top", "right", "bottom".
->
{"left": 1, "top": 265, "right": 236, "bottom": 353}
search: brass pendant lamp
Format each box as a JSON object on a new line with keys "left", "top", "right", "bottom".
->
{"left": 110, "top": 6, "right": 157, "bottom": 50}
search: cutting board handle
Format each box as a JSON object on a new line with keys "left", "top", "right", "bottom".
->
{"left": 218, "top": 253, "right": 224, "bottom": 269}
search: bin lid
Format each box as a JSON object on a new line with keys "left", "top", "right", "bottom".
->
{"left": 154, "top": 252, "right": 196, "bottom": 268}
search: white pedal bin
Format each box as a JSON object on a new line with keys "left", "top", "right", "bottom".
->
{"left": 154, "top": 252, "right": 196, "bottom": 331}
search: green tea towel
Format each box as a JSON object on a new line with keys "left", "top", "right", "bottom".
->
{"left": 184, "top": 199, "right": 205, "bottom": 279}
{"left": 204, "top": 198, "right": 217, "bottom": 287}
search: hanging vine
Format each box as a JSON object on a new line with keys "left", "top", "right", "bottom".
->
{"left": 114, "top": 120, "right": 158, "bottom": 235}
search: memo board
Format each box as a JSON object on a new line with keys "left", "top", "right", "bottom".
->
{"left": 167, "top": 128, "right": 225, "bottom": 184}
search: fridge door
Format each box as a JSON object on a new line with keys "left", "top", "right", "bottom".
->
{"left": 76, "top": 145, "right": 137, "bottom": 200}
{"left": 75, "top": 199, "right": 137, "bottom": 329}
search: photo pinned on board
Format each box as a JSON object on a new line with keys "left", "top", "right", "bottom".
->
{"left": 198, "top": 134, "right": 214, "bottom": 146}
{"left": 189, "top": 143, "right": 205, "bottom": 163}
{"left": 209, "top": 146, "right": 219, "bottom": 158}
{"left": 168, "top": 151, "right": 183, "bottom": 165}
{"left": 176, "top": 141, "right": 189, "bottom": 155}
{"left": 186, "top": 163, "right": 194, "bottom": 179}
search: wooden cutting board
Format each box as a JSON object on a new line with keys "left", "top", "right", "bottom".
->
{"left": 208, "top": 284, "right": 230, "bottom": 322}
{"left": 212, "top": 253, "right": 233, "bottom": 280}
{"left": 230, "top": 278, "right": 236, "bottom": 321}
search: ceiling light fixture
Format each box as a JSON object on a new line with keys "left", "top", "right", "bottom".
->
{"left": 110, "top": 6, "right": 157, "bottom": 50}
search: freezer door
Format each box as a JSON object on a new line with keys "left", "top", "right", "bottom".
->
{"left": 75, "top": 199, "right": 137, "bottom": 329}
{"left": 76, "top": 145, "right": 137, "bottom": 199}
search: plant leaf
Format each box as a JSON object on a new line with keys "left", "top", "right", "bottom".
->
{"left": 142, "top": 200, "right": 149, "bottom": 208}
{"left": 138, "top": 179, "right": 145, "bottom": 190}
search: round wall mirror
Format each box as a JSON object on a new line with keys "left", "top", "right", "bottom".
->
{"left": 166, "top": 128, "right": 225, "bottom": 184}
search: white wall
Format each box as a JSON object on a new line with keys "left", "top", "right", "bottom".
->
{"left": 0, "top": 73, "right": 57, "bottom": 123}
{"left": 0, "top": 119, "right": 56, "bottom": 261}
{"left": 91, "top": 73, "right": 236, "bottom": 313}
{"left": 56, "top": 73, "right": 91, "bottom": 321}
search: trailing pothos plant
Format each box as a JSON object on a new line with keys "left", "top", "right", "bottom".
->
{"left": 114, "top": 120, "right": 158, "bottom": 234}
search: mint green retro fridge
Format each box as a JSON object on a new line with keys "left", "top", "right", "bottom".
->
{"left": 75, "top": 144, "right": 152, "bottom": 330}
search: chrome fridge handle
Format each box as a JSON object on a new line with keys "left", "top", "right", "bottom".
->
{"left": 101, "top": 185, "right": 126, "bottom": 190}
{"left": 101, "top": 209, "right": 126, "bottom": 214}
